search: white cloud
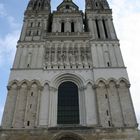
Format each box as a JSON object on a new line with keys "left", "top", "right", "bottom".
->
{"left": 110, "top": 0, "right": 140, "bottom": 127}
{"left": 0, "top": 3, "right": 20, "bottom": 66}
{"left": 0, "top": 30, "right": 20, "bottom": 67}
{"left": 0, "top": 3, "right": 20, "bottom": 29}
{"left": 0, "top": 3, "right": 6, "bottom": 17}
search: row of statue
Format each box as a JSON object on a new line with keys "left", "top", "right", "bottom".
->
{"left": 44, "top": 44, "right": 92, "bottom": 68}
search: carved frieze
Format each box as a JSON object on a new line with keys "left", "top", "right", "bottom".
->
{"left": 44, "top": 42, "right": 93, "bottom": 69}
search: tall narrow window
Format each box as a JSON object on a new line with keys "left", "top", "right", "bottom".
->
{"left": 95, "top": 19, "right": 100, "bottom": 39}
{"left": 71, "top": 22, "right": 75, "bottom": 32}
{"left": 66, "top": 5, "right": 70, "bottom": 9}
{"left": 61, "top": 22, "right": 65, "bottom": 32}
{"left": 30, "top": 22, "right": 33, "bottom": 27}
{"left": 38, "top": 22, "right": 41, "bottom": 27}
{"left": 57, "top": 82, "right": 79, "bottom": 124}
{"left": 102, "top": 19, "right": 108, "bottom": 38}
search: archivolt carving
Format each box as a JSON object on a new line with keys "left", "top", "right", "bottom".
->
{"left": 51, "top": 73, "right": 85, "bottom": 89}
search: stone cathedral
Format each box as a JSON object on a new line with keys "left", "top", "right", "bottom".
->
{"left": 0, "top": 0, "right": 139, "bottom": 140}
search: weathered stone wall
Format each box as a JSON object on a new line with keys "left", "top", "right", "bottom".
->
{"left": 0, "top": 128, "right": 139, "bottom": 140}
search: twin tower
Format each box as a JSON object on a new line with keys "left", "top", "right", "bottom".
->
{"left": 1, "top": 0, "right": 139, "bottom": 140}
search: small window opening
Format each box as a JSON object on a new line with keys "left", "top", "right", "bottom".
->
{"left": 64, "top": 66, "right": 66, "bottom": 69}
{"left": 83, "top": 65, "right": 85, "bottom": 68}
{"left": 76, "top": 65, "right": 78, "bottom": 69}
{"left": 36, "top": 30, "right": 39, "bottom": 36}
{"left": 96, "top": 2, "right": 98, "bottom": 7}
{"left": 58, "top": 66, "right": 60, "bottom": 69}
{"left": 107, "top": 62, "right": 110, "bottom": 67}
{"left": 70, "top": 66, "right": 72, "bottom": 69}
{"left": 38, "top": 3, "right": 41, "bottom": 8}
{"left": 31, "top": 92, "right": 33, "bottom": 96}
{"left": 38, "top": 22, "right": 41, "bottom": 27}
{"left": 46, "top": 66, "right": 47, "bottom": 69}
{"left": 30, "top": 104, "right": 32, "bottom": 109}
{"left": 30, "top": 22, "right": 33, "bottom": 27}
{"left": 66, "top": 5, "right": 70, "bottom": 9}
{"left": 106, "top": 110, "right": 109, "bottom": 116}
{"left": 27, "top": 121, "right": 30, "bottom": 126}
{"left": 71, "top": 22, "right": 75, "bottom": 32}
{"left": 51, "top": 66, "right": 53, "bottom": 69}
{"left": 61, "top": 22, "right": 65, "bottom": 32}
{"left": 105, "top": 94, "right": 108, "bottom": 99}
{"left": 89, "top": 65, "right": 91, "bottom": 68}
{"left": 27, "top": 64, "right": 30, "bottom": 68}
{"left": 28, "top": 30, "right": 31, "bottom": 36}
{"left": 108, "top": 121, "right": 111, "bottom": 127}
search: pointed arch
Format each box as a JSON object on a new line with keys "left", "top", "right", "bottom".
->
{"left": 30, "top": 79, "right": 42, "bottom": 88}
{"left": 8, "top": 80, "right": 19, "bottom": 88}
{"left": 117, "top": 78, "right": 130, "bottom": 87}
{"left": 107, "top": 78, "right": 117, "bottom": 87}
{"left": 95, "top": 78, "right": 107, "bottom": 86}
{"left": 85, "top": 80, "right": 94, "bottom": 88}
{"left": 19, "top": 79, "right": 30, "bottom": 87}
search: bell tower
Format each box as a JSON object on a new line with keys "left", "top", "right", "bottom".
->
{"left": 0, "top": 0, "right": 139, "bottom": 140}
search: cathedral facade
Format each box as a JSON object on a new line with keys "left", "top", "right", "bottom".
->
{"left": 0, "top": 0, "right": 139, "bottom": 140}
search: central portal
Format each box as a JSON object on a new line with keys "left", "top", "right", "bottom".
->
{"left": 57, "top": 81, "right": 79, "bottom": 124}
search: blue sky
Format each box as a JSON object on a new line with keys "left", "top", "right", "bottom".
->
{"left": 0, "top": 0, "right": 140, "bottom": 127}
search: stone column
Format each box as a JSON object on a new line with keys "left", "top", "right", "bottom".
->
{"left": 88, "top": 18, "right": 94, "bottom": 35}
{"left": 37, "top": 44, "right": 44, "bottom": 68}
{"left": 66, "top": 19, "right": 71, "bottom": 32}
{"left": 98, "top": 18, "right": 106, "bottom": 39}
{"left": 39, "top": 84, "right": 50, "bottom": 127}
{"left": 78, "top": 43, "right": 82, "bottom": 67}
{"left": 48, "top": 87, "right": 58, "bottom": 127}
{"left": 107, "top": 17, "right": 117, "bottom": 39}
{"left": 79, "top": 86, "right": 86, "bottom": 126}
{"left": 1, "top": 84, "right": 18, "bottom": 128}
{"left": 92, "top": 18, "right": 98, "bottom": 39}
{"left": 104, "top": 18, "right": 111, "bottom": 39}
{"left": 35, "top": 86, "right": 43, "bottom": 127}
{"left": 13, "top": 83, "right": 28, "bottom": 128}
{"left": 52, "top": 19, "right": 57, "bottom": 32}
{"left": 85, "top": 83, "right": 98, "bottom": 126}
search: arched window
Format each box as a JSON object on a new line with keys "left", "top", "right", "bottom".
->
{"left": 71, "top": 22, "right": 75, "bottom": 32}
{"left": 57, "top": 81, "right": 79, "bottom": 124}
{"left": 61, "top": 22, "right": 65, "bottom": 32}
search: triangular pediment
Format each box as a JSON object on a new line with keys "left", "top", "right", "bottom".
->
{"left": 57, "top": 0, "right": 79, "bottom": 12}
